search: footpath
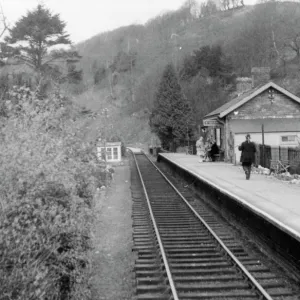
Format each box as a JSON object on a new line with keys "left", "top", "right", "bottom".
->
{"left": 90, "top": 160, "right": 133, "bottom": 300}
{"left": 159, "top": 153, "right": 300, "bottom": 241}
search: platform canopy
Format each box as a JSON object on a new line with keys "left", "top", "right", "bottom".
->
{"left": 202, "top": 116, "right": 223, "bottom": 127}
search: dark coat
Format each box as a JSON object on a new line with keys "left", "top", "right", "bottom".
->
{"left": 210, "top": 143, "right": 219, "bottom": 156}
{"left": 238, "top": 141, "right": 256, "bottom": 163}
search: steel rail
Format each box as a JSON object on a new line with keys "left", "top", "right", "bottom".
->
{"left": 143, "top": 152, "right": 274, "bottom": 300}
{"left": 132, "top": 152, "right": 180, "bottom": 300}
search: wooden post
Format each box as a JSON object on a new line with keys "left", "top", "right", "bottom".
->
{"left": 187, "top": 125, "right": 190, "bottom": 154}
{"left": 262, "top": 124, "right": 265, "bottom": 167}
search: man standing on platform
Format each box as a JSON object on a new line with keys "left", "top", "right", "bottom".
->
{"left": 238, "top": 133, "right": 256, "bottom": 180}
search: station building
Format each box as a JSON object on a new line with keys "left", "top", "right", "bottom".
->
{"left": 203, "top": 69, "right": 300, "bottom": 163}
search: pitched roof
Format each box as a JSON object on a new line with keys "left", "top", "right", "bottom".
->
{"left": 97, "top": 141, "right": 122, "bottom": 147}
{"left": 204, "top": 82, "right": 300, "bottom": 120}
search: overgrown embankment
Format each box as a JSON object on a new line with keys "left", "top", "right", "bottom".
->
{"left": 0, "top": 86, "right": 108, "bottom": 299}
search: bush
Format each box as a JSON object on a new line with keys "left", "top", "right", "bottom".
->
{"left": 0, "top": 85, "right": 106, "bottom": 299}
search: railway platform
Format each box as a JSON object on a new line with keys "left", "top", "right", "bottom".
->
{"left": 158, "top": 152, "right": 300, "bottom": 242}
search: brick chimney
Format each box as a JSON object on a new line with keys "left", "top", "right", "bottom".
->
{"left": 251, "top": 67, "right": 271, "bottom": 88}
{"left": 236, "top": 77, "right": 252, "bottom": 95}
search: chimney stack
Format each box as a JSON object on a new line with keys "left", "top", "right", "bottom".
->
{"left": 251, "top": 67, "right": 271, "bottom": 88}
{"left": 236, "top": 77, "right": 252, "bottom": 95}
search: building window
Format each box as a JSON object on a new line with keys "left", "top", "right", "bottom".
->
{"left": 113, "top": 147, "right": 118, "bottom": 159}
{"left": 99, "top": 147, "right": 105, "bottom": 160}
{"left": 106, "top": 147, "right": 112, "bottom": 160}
{"left": 281, "top": 135, "right": 296, "bottom": 142}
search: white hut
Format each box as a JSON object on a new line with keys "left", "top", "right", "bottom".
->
{"left": 97, "top": 141, "right": 122, "bottom": 162}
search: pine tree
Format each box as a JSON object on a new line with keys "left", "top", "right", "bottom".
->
{"left": 4, "top": 4, "right": 79, "bottom": 75}
{"left": 149, "top": 63, "right": 195, "bottom": 150}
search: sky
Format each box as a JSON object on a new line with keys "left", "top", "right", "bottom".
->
{"left": 0, "top": 0, "right": 255, "bottom": 44}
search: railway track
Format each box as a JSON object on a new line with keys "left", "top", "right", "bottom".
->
{"left": 131, "top": 152, "right": 300, "bottom": 300}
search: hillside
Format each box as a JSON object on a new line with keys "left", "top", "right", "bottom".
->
{"left": 75, "top": 1, "right": 300, "bottom": 145}
{"left": 77, "top": 5, "right": 253, "bottom": 80}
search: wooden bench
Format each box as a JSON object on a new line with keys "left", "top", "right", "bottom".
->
{"left": 213, "top": 150, "right": 224, "bottom": 162}
{"left": 214, "top": 154, "right": 221, "bottom": 161}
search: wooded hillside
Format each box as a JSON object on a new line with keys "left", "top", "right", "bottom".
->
{"left": 75, "top": 1, "right": 300, "bottom": 144}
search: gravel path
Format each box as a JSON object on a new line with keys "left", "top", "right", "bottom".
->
{"left": 90, "top": 160, "right": 133, "bottom": 300}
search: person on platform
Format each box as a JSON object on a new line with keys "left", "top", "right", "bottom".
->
{"left": 196, "top": 136, "right": 205, "bottom": 162}
{"left": 210, "top": 141, "right": 219, "bottom": 162}
{"left": 204, "top": 138, "right": 212, "bottom": 161}
{"left": 238, "top": 133, "right": 256, "bottom": 180}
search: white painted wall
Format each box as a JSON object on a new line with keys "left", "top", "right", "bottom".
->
{"left": 234, "top": 132, "right": 300, "bottom": 164}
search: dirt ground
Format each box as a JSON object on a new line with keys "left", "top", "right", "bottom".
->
{"left": 89, "top": 159, "right": 133, "bottom": 300}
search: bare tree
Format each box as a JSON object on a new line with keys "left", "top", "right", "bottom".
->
{"left": 277, "top": 3, "right": 300, "bottom": 64}
{"left": 220, "top": 0, "right": 230, "bottom": 10}
{"left": 0, "top": 2, "right": 8, "bottom": 39}
{"left": 181, "top": 0, "right": 201, "bottom": 18}
{"left": 284, "top": 35, "right": 300, "bottom": 60}
{"left": 0, "top": 2, "right": 9, "bottom": 70}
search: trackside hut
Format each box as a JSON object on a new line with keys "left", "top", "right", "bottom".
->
{"left": 97, "top": 141, "right": 122, "bottom": 162}
{"left": 203, "top": 82, "right": 300, "bottom": 164}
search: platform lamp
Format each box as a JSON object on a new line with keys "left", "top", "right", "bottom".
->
{"left": 201, "top": 126, "right": 207, "bottom": 133}
{"left": 200, "top": 126, "right": 208, "bottom": 142}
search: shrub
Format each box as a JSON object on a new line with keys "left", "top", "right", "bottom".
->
{"left": 0, "top": 85, "right": 105, "bottom": 299}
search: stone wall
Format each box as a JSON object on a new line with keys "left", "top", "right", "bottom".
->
{"left": 222, "top": 88, "right": 300, "bottom": 162}
{"left": 233, "top": 89, "right": 300, "bottom": 119}
{"left": 236, "top": 77, "right": 252, "bottom": 95}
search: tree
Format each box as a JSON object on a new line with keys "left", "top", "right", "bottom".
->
{"left": 278, "top": 3, "right": 300, "bottom": 63}
{"left": 0, "top": 3, "right": 9, "bottom": 66}
{"left": 180, "top": 0, "right": 200, "bottom": 19}
{"left": 0, "top": 2, "right": 8, "bottom": 39}
{"left": 201, "top": 0, "right": 218, "bottom": 17}
{"left": 4, "top": 4, "right": 74, "bottom": 74}
{"left": 181, "top": 75, "right": 230, "bottom": 126}
{"left": 93, "top": 65, "right": 106, "bottom": 85}
{"left": 0, "top": 84, "right": 104, "bottom": 299}
{"left": 149, "top": 63, "right": 195, "bottom": 150}
{"left": 66, "top": 63, "right": 83, "bottom": 83}
{"left": 91, "top": 60, "right": 106, "bottom": 85}
{"left": 179, "top": 44, "right": 234, "bottom": 83}
{"left": 110, "top": 50, "right": 137, "bottom": 73}
{"left": 226, "top": 2, "right": 278, "bottom": 74}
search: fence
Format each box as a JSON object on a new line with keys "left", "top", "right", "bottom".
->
{"left": 257, "top": 144, "right": 300, "bottom": 174}
{"left": 258, "top": 144, "right": 271, "bottom": 169}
